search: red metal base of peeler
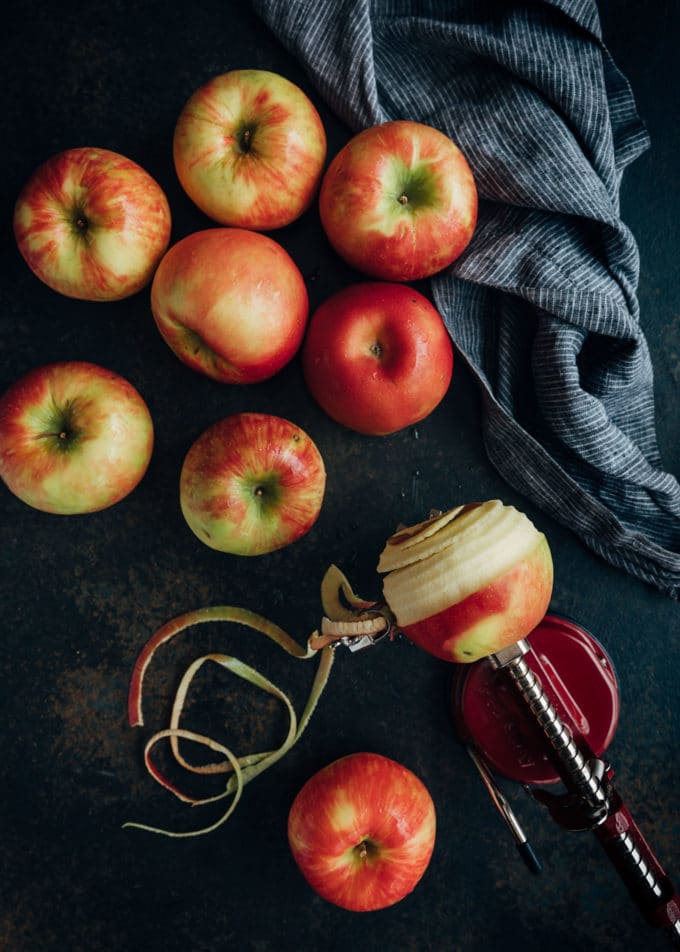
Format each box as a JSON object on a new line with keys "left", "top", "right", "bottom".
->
{"left": 452, "top": 614, "right": 620, "bottom": 785}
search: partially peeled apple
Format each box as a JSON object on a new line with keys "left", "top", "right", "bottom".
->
{"left": 377, "top": 500, "right": 553, "bottom": 663}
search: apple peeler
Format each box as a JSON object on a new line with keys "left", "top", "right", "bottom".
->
{"left": 321, "top": 509, "right": 678, "bottom": 941}
{"left": 450, "top": 614, "right": 680, "bottom": 943}
{"left": 333, "top": 605, "right": 679, "bottom": 939}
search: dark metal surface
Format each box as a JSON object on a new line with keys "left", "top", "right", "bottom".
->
{"left": 1, "top": 2, "right": 678, "bottom": 950}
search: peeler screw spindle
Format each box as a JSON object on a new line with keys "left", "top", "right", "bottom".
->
{"left": 503, "top": 653, "right": 608, "bottom": 811}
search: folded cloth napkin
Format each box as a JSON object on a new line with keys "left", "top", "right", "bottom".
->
{"left": 253, "top": 0, "right": 680, "bottom": 598}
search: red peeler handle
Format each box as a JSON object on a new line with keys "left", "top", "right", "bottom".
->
{"left": 595, "top": 791, "right": 680, "bottom": 935}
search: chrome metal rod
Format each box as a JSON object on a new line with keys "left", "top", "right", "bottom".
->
{"left": 504, "top": 653, "right": 608, "bottom": 811}
{"left": 606, "top": 831, "right": 665, "bottom": 900}
{"left": 491, "top": 640, "right": 608, "bottom": 810}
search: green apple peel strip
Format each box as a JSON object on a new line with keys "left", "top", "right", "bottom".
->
{"left": 125, "top": 605, "right": 335, "bottom": 838}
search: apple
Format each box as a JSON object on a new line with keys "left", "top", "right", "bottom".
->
{"left": 151, "top": 228, "right": 309, "bottom": 384}
{"left": 173, "top": 69, "right": 327, "bottom": 230}
{"left": 288, "top": 752, "right": 436, "bottom": 912}
{"left": 13, "top": 147, "right": 171, "bottom": 301}
{"left": 319, "top": 119, "right": 477, "bottom": 281}
{"left": 179, "top": 412, "right": 326, "bottom": 555}
{"left": 0, "top": 361, "right": 154, "bottom": 514}
{"left": 302, "top": 282, "right": 454, "bottom": 435}
{"left": 377, "top": 501, "right": 553, "bottom": 663}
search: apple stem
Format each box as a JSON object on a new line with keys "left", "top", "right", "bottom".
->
{"left": 73, "top": 213, "right": 90, "bottom": 234}
{"left": 398, "top": 193, "right": 409, "bottom": 205}
{"left": 354, "top": 838, "right": 378, "bottom": 862}
{"left": 237, "top": 126, "right": 254, "bottom": 155}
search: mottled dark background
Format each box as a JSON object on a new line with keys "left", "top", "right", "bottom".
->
{"left": 0, "top": 2, "right": 678, "bottom": 950}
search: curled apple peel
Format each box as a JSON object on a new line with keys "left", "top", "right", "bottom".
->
{"left": 125, "top": 606, "right": 335, "bottom": 838}
{"left": 125, "top": 572, "right": 397, "bottom": 837}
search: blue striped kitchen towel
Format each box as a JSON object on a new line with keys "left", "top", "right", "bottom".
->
{"left": 253, "top": 0, "right": 680, "bottom": 598}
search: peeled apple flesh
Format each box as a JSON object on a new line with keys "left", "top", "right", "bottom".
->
{"left": 377, "top": 500, "right": 553, "bottom": 663}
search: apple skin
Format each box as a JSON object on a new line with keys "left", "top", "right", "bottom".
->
{"left": 173, "top": 69, "right": 327, "bottom": 230}
{"left": 0, "top": 361, "right": 154, "bottom": 514}
{"left": 13, "top": 147, "right": 171, "bottom": 301}
{"left": 319, "top": 120, "right": 477, "bottom": 281}
{"left": 151, "top": 228, "right": 309, "bottom": 384}
{"left": 288, "top": 752, "right": 436, "bottom": 912}
{"left": 400, "top": 536, "right": 554, "bottom": 663}
{"left": 302, "top": 281, "right": 454, "bottom": 435}
{"left": 179, "top": 412, "right": 326, "bottom": 555}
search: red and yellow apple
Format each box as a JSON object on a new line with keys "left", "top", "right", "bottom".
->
{"left": 302, "top": 282, "right": 453, "bottom": 435}
{"left": 173, "top": 69, "right": 327, "bottom": 230}
{"left": 288, "top": 752, "right": 436, "bottom": 912}
{"left": 13, "top": 147, "right": 171, "bottom": 301}
{"left": 151, "top": 228, "right": 309, "bottom": 384}
{"left": 378, "top": 501, "right": 553, "bottom": 662}
{"left": 319, "top": 120, "right": 477, "bottom": 282}
{"left": 179, "top": 412, "right": 326, "bottom": 555}
{"left": 0, "top": 361, "right": 154, "bottom": 514}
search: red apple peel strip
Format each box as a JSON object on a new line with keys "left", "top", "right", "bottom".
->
{"left": 123, "top": 727, "right": 245, "bottom": 837}
{"left": 125, "top": 605, "right": 335, "bottom": 837}
{"left": 128, "top": 605, "right": 319, "bottom": 728}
